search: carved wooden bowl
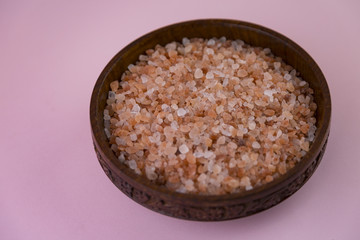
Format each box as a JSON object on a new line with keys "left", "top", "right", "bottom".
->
{"left": 90, "top": 19, "right": 331, "bottom": 221}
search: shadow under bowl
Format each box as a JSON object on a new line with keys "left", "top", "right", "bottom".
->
{"left": 90, "top": 19, "right": 331, "bottom": 221}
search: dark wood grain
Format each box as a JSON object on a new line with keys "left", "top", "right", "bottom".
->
{"left": 90, "top": 19, "right": 331, "bottom": 221}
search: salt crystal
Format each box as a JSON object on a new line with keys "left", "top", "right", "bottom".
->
{"left": 171, "top": 104, "right": 178, "bottom": 110}
{"left": 299, "top": 81, "right": 307, "bottom": 86}
{"left": 274, "top": 62, "right": 281, "bottom": 69}
{"left": 252, "top": 141, "right": 261, "bottom": 149}
{"left": 211, "top": 126, "right": 220, "bottom": 134}
{"left": 217, "top": 136, "right": 226, "bottom": 145}
{"left": 139, "top": 55, "right": 148, "bottom": 61}
{"left": 131, "top": 104, "right": 140, "bottom": 113}
{"left": 104, "top": 128, "right": 111, "bottom": 139}
{"left": 264, "top": 72, "right": 273, "bottom": 81}
{"left": 204, "top": 151, "right": 215, "bottom": 159}
{"left": 229, "top": 159, "right": 237, "bottom": 168}
{"left": 118, "top": 153, "right": 125, "bottom": 163}
{"left": 155, "top": 76, "right": 163, "bottom": 85}
{"left": 170, "top": 121, "right": 179, "bottom": 130}
{"left": 166, "top": 113, "right": 174, "bottom": 122}
{"left": 182, "top": 37, "right": 190, "bottom": 45}
{"left": 284, "top": 73, "right": 292, "bottom": 81}
{"left": 223, "top": 78, "right": 229, "bottom": 87}
{"left": 240, "top": 176, "right": 251, "bottom": 187}
{"left": 130, "top": 134, "right": 137, "bottom": 141}
{"left": 216, "top": 105, "right": 224, "bottom": 114}
{"left": 141, "top": 74, "right": 148, "bottom": 83}
{"left": 185, "top": 45, "right": 192, "bottom": 54}
{"left": 194, "top": 68, "right": 204, "bottom": 79}
{"left": 248, "top": 121, "right": 256, "bottom": 130}
{"left": 145, "top": 166, "right": 158, "bottom": 180}
{"left": 193, "top": 151, "right": 204, "bottom": 158}
{"left": 177, "top": 108, "right": 187, "bottom": 117}
{"left": 228, "top": 142, "right": 237, "bottom": 149}
{"left": 264, "top": 89, "right": 276, "bottom": 102}
{"left": 179, "top": 144, "right": 189, "bottom": 154}
{"left": 232, "top": 63, "right": 240, "bottom": 70}
{"left": 108, "top": 91, "right": 115, "bottom": 99}
{"left": 161, "top": 104, "right": 170, "bottom": 111}
{"left": 128, "top": 160, "right": 137, "bottom": 170}
{"left": 207, "top": 39, "right": 215, "bottom": 46}
{"left": 115, "top": 137, "right": 126, "bottom": 146}
{"left": 206, "top": 71, "right": 214, "bottom": 79}
{"left": 128, "top": 64, "right": 135, "bottom": 71}
{"left": 206, "top": 48, "right": 214, "bottom": 55}
{"left": 213, "top": 164, "right": 221, "bottom": 174}
{"left": 136, "top": 151, "right": 144, "bottom": 157}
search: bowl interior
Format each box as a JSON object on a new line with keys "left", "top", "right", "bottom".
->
{"left": 90, "top": 19, "right": 331, "bottom": 204}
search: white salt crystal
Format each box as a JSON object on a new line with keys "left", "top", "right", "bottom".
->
{"left": 108, "top": 91, "right": 115, "bottom": 99}
{"left": 216, "top": 105, "right": 224, "bottom": 114}
{"left": 130, "top": 134, "right": 137, "bottom": 141}
{"left": 131, "top": 104, "right": 140, "bottom": 113}
{"left": 274, "top": 62, "right": 281, "bottom": 69}
{"left": 128, "top": 64, "right": 135, "bottom": 71}
{"left": 223, "top": 78, "right": 229, "bottom": 87}
{"left": 170, "top": 121, "right": 179, "bottom": 130}
{"left": 177, "top": 108, "right": 187, "bottom": 117}
{"left": 182, "top": 37, "right": 190, "bottom": 45}
{"left": 206, "top": 71, "right": 214, "bottom": 79}
{"left": 185, "top": 45, "right": 192, "bottom": 54}
{"left": 206, "top": 48, "right": 214, "bottom": 55}
{"left": 161, "top": 104, "right": 170, "bottom": 111}
{"left": 171, "top": 104, "right": 178, "bottom": 110}
{"left": 264, "top": 89, "right": 277, "bottom": 102}
{"left": 115, "top": 137, "right": 126, "bottom": 146}
{"left": 128, "top": 160, "right": 137, "bottom": 170}
{"left": 136, "top": 151, "right": 144, "bottom": 157}
{"left": 232, "top": 63, "right": 240, "bottom": 70}
{"left": 248, "top": 121, "right": 256, "bottom": 130}
{"left": 118, "top": 153, "right": 125, "bottom": 163}
{"left": 179, "top": 144, "right": 189, "bottom": 154}
{"left": 140, "top": 74, "right": 148, "bottom": 83}
{"left": 207, "top": 39, "right": 215, "bottom": 46}
{"left": 252, "top": 141, "right": 261, "bottom": 149}
{"left": 194, "top": 68, "right": 204, "bottom": 79}
{"left": 299, "top": 81, "right": 307, "bottom": 86}
{"left": 104, "top": 128, "right": 111, "bottom": 139}
{"left": 193, "top": 151, "right": 204, "bottom": 158}
{"left": 145, "top": 166, "right": 157, "bottom": 180}
{"left": 263, "top": 72, "right": 273, "bottom": 81}
{"left": 284, "top": 73, "right": 292, "bottom": 81}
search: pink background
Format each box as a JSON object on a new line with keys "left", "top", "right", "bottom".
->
{"left": 1, "top": 0, "right": 360, "bottom": 239}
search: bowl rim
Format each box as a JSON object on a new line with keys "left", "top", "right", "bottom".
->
{"left": 90, "top": 18, "right": 331, "bottom": 204}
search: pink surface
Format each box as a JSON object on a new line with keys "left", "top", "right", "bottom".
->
{"left": 1, "top": 0, "right": 360, "bottom": 239}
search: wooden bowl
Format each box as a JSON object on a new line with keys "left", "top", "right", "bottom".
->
{"left": 90, "top": 19, "right": 331, "bottom": 221}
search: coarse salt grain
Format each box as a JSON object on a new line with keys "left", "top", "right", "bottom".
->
{"left": 177, "top": 108, "right": 187, "bottom": 117}
{"left": 194, "top": 68, "right": 204, "bottom": 79}
{"left": 179, "top": 144, "right": 189, "bottom": 154}
{"left": 252, "top": 141, "right": 261, "bottom": 149}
